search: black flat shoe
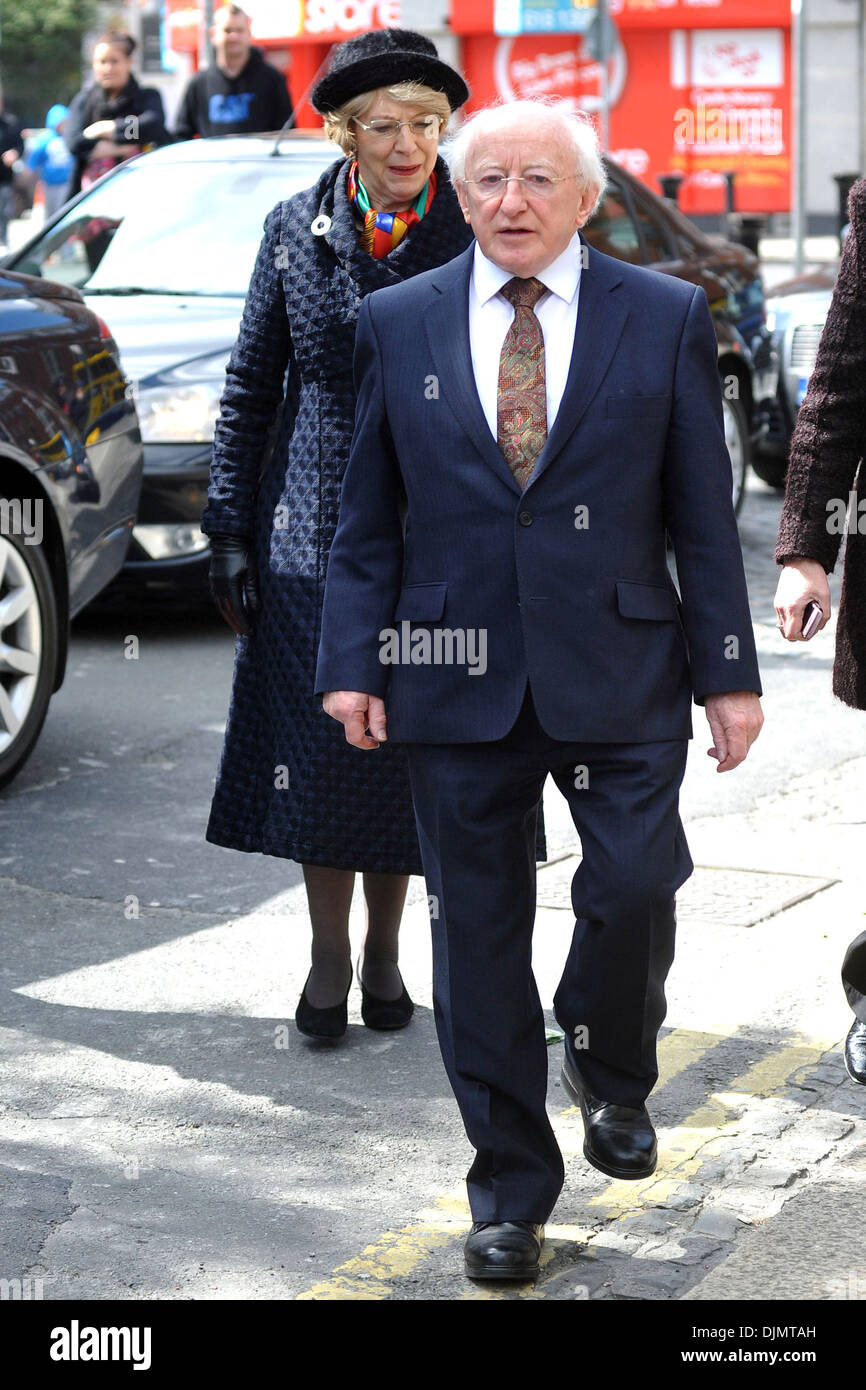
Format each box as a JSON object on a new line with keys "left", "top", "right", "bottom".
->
{"left": 464, "top": 1222, "right": 544, "bottom": 1281}
{"left": 295, "top": 970, "right": 350, "bottom": 1040}
{"left": 357, "top": 956, "right": 414, "bottom": 1030}
{"left": 844, "top": 1020, "right": 866, "bottom": 1084}
{"left": 561, "top": 1034, "right": 657, "bottom": 1180}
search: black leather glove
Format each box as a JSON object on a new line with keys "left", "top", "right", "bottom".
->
{"left": 208, "top": 533, "right": 259, "bottom": 636}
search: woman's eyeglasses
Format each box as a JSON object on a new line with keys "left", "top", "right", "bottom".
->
{"left": 462, "top": 173, "right": 578, "bottom": 199}
{"left": 353, "top": 117, "right": 443, "bottom": 141}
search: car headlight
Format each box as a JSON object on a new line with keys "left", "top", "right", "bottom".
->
{"left": 135, "top": 381, "right": 223, "bottom": 444}
{"left": 132, "top": 523, "right": 209, "bottom": 559}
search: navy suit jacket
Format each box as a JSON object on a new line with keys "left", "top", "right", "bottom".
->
{"left": 315, "top": 239, "right": 761, "bottom": 744}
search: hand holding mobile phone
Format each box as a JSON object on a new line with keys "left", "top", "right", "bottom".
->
{"left": 801, "top": 600, "right": 823, "bottom": 640}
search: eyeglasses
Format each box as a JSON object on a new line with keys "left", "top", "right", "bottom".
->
{"left": 353, "top": 116, "right": 442, "bottom": 141}
{"left": 462, "top": 173, "right": 578, "bottom": 200}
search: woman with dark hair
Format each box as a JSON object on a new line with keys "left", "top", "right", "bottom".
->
{"left": 64, "top": 32, "right": 170, "bottom": 198}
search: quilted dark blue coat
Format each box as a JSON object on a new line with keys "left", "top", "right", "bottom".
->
{"left": 200, "top": 154, "right": 476, "bottom": 871}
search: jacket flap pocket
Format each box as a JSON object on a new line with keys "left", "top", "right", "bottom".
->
{"left": 616, "top": 580, "right": 678, "bottom": 621}
{"left": 606, "top": 395, "right": 669, "bottom": 418}
{"left": 394, "top": 582, "right": 448, "bottom": 621}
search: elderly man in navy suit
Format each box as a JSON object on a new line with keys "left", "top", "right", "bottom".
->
{"left": 316, "top": 100, "right": 763, "bottom": 1281}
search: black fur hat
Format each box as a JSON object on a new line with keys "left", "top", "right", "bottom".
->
{"left": 311, "top": 28, "right": 469, "bottom": 115}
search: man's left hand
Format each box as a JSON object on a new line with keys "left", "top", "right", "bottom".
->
{"left": 704, "top": 691, "right": 763, "bottom": 772}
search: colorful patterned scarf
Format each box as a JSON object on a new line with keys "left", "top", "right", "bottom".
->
{"left": 347, "top": 159, "right": 437, "bottom": 259}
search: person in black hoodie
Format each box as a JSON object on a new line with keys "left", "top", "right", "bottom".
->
{"left": 65, "top": 31, "right": 170, "bottom": 199}
{"left": 173, "top": 5, "right": 292, "bottom": 140}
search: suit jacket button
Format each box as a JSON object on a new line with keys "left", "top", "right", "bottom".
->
{"left": 518, "top": 511, "right": 533, "bottom": 526}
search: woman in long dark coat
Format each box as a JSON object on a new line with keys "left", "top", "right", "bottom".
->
{"left": 201, "top": 31, "right": 476, "bottom": 1039}
{"left": 774, "top": 177, "right": 866, "bottom": 1082}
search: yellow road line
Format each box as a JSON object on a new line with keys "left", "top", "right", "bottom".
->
{"left": 295, "top": 1220, "right": 459, "bottom": 1301}
{"left": 294, "top": 1027, "right": 838, "bottom": 1300}
{"left": 584, "top": 1034, "right": 834, "bottom": 1215}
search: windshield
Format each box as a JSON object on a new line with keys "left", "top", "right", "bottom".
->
{"left": 12, "top": 153, "right": 339, "bottom": 296}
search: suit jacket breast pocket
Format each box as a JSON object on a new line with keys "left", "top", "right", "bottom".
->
{"left": 605, "top": 395, "right": 670, "bottom": 418}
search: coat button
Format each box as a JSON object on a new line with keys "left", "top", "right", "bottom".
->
{"left": 311, "top": 214, "right": 331, "bottom": 236}
{"left": 518, "top": 511, "right": 533, "bottom": 526}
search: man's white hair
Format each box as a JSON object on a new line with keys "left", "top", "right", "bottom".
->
{"left": 444, "top": 99, "right": 606, "bottom": 217}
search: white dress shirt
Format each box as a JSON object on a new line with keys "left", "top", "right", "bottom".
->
{"left": 467, "top": 231, "right": 583, "bottom": 441}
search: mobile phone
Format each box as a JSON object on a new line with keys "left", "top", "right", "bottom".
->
{"left": 801, "top": 600, "right": 823, "bottom": 640}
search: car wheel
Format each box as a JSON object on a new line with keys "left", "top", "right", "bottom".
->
{"left": 0, "top": 523, "right": 59, "bottom": 789}
{"left": 750, "top": 452, "right": 788, "bottom": 490}
{"left": 722, "top": 394, "right": 749, "bottom": 516}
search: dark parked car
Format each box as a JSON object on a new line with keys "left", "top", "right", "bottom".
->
{"left": 2, "top": 134, "right": 775, "bottom": 601}
{"left": 0, "top": 269, "right": 142, "bottom": 786}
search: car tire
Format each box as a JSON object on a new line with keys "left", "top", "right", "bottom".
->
{"left": 722, "top": 393, "right": 749, "bottom": 516}
{"left": 0, "top": 521, "right": 59, "bottom": 789}
{"left": 750, "top": 452, "right": 788, "bottom": 490}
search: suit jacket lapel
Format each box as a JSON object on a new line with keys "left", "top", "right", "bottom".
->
{"left": 526, "top": 241, "right": 629, "bottom": 490}
{"left": 423, "top": 246, "right": 522, "bottom": 496}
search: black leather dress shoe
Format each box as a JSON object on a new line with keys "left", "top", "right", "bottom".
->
{"left": 464, "top": 1222, "right": 544, "bottom": 1280}
{"left": 561, "top": 1035, "right": 657, "bottom": 1180}
{"left": 844, "top": 1020, "right": 866, "bottom": 1084}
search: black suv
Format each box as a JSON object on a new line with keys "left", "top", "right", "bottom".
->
{"left": 0, "top": 269, "right": 142, "bottom": 785}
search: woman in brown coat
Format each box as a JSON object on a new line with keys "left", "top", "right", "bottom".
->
{"left": 774, "top": 176, "right": 866, "bottom": 1084}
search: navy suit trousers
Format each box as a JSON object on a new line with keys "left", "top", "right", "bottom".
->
{"left": 406, "top": 683, "right": 693, "bottom": 1223}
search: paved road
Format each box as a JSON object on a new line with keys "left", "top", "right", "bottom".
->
{"left": 1, "top": 476, "right": 866, "bottom": 1306}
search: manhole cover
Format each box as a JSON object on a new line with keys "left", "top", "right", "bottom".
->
{"left": 536, "top": 862, "right": 836, "bottom": 929}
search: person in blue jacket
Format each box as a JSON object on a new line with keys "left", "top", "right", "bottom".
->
{"left": 26, "top": 106, "right": 74, "bottom": 222}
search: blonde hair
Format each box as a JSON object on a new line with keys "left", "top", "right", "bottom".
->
{"left": 323, "top": 81, "right": 451, "bottom": 155}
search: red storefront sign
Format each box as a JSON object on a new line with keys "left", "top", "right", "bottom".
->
{"left": 455, "top": 0, "right": 792, "bottom": 31}
{"left": 453, "top": 0, "right": 792, "bottom": 214}
{"left": 164, "top": 0, "right": 401, "bottom": 50}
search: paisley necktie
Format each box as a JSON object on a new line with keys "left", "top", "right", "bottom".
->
{"left": 497, "top": 276, "right": 548, "bottom": 490}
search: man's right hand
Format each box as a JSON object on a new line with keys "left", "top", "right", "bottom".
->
{"left": 322, "top": 691, "right": 387, "bottom": 749}
{"left": 774, "top": 557, "right": 831, "bottom": 640}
